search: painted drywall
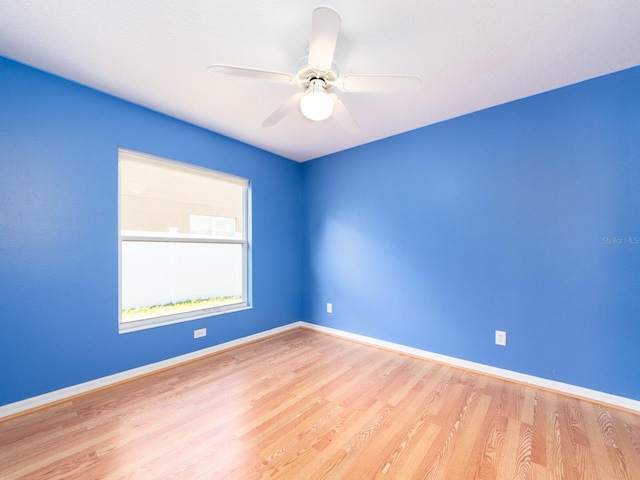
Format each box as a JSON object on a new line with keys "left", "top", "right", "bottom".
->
{"left": 302, "top": 66, "right": 640, "bottom": 400}
{"left": 0, "top": 56, "right": 302, "bottom": 407}
{"left": 2, "top": 54, "right": 638, "bottom": 409}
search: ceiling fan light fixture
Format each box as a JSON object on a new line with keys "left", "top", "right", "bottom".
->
{"left": 300, "top": 78, "right": 334, "bottom": 121}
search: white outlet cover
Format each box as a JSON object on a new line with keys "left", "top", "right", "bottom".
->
{"left": 327, "top": 303, "right": 333, "bottom": 314}
{"left": 495, "top": 330, "right": 507, "bottom": 346}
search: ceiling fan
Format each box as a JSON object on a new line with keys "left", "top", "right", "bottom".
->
{"left": 207, "top": 6, "right": 421, "bottom": 132}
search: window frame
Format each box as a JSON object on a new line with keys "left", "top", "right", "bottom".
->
{"left": 118, "top": 149, "right": 250, "bottom": 334}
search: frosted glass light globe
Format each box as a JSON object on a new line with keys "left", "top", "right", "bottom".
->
{"left": 300, "top": 79, "right": 334, "bottom": 121}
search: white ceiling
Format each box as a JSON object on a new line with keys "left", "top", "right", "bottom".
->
{"left": 1, "top": 1, "right": 639, "bottom": 162}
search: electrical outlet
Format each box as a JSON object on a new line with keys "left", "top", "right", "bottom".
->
{"left": 194, "top": 328, "right": 207, "bottom": 339}
{"left": 327, "top": 303, "right": 333, "bottom": 314}
{"left": 495, "top": 330, "right": 507, "bottom": 346}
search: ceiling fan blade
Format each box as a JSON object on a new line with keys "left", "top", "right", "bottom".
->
{"left": 308, "top": 6, "right": 341, "bottom": 73}
{"left": 262, "top": 93, "right": 304, "bottom": 127}
{"left": 331, "top": 95, "right": 359, "bottom": 134}
{"left": 208, "top": 64, "right": 292, "bottom": 83}
{"left": 340, "top": 75, "right": 422, "bottom": 93}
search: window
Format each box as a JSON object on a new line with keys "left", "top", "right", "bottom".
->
{"left": 118, "top": 149, "right": 249, "bottom": 333}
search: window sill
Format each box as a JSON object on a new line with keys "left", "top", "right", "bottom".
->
{"left": 118, "top": 305, "right": 252, "bottom": 334}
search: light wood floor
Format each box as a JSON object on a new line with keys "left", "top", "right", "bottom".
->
{"left": 1, "top": 329, "right": 639, "bottom": 479}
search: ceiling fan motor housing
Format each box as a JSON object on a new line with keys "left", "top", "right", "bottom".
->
{"left": 295, "top": 58, "right": 339, "bottom": 89}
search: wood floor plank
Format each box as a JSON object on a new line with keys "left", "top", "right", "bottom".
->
{"left": 530, "top": 390, "right": 548, "bottom": 470}
{"left": 376, "top": 364, "right": 453, "bottom": 476}
{"left": 443, "top": 391, "right": 493, "bottom": 479}
{"left": 496, "top": 417, "right": 524, "bottom": 480}
{"left": 463, "top": 384, "right": 510, "bottom": 480}
{"left": 1, "top": 329, "right": 640, "bottom": 479}
{"left": 415, "top": 382, "right": 479, "bottom": 479}
{"left": 610, "top": 408, "right": 640, "bottom": 479}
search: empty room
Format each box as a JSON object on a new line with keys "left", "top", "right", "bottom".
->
{"left": 1, "top": 2, "right": 639, "bottom": 479}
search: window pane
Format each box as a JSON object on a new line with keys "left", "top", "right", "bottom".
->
{"left": 189, "top": 214, "right": 237, "bottom": 237}
{"left": 121, "top": 241, "right": 243, "bottom": 322}
{"left": 120, "top": 151, "right": 246, "bottom": 239}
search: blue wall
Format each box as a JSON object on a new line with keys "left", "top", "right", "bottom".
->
{"left": 302, "top": 66, "right": 640, "bottom": 400}
{"left": 0, "top": 57, "right": 302, "bottom": 406}
{"left": 2, "top": 54, "right": 638, "bottom": 407}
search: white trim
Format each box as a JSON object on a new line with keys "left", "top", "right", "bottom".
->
{"left": 119, "top": 305, "right": 253, "bottom": 334}
{"left": 0, "top": 322, "right": 301, "bottom": 420}
{"left": 3, "top": 320, "right": 638, "bottom": 419}
{"left": 299, "top": 322, "right": 640, "bottom": 413}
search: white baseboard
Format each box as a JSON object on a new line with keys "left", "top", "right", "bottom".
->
{"left": 0, "top": 322, "right": 301, "bottom": 420}
{"left": 299, "top": 322, "right": 640, "bottom": 413}
{"left": 2, "top": 320, "right": 638, "bottom": 420}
